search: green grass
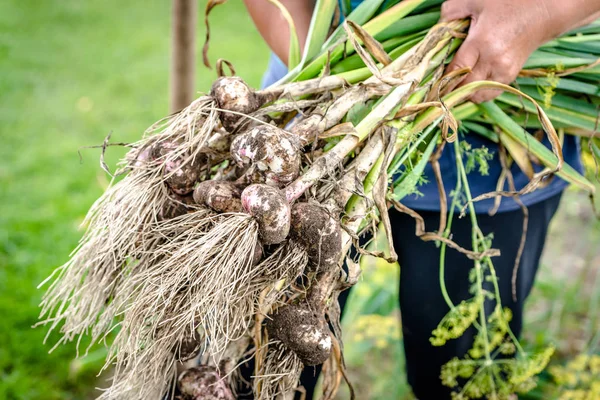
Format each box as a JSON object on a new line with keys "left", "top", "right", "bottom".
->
{"left": 0, "top": 1, "right": 267, "bottom": 398}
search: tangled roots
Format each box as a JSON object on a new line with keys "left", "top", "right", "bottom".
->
{"left": 254, "top": 341, "right": 304, "bottom": 400}
{"left": 38, "top": 95, "right": 221, "bottom": 351}
{"left": 256, "top": 240, "right": 308, "bottom": 288}
{"left": 137, "top": 95, "right": 220, "bottom": 165}
{"left": 37, "top": 170, "right": 175, "bottom": 350}
{"left": 98, "top": 211, "right": 309, "bottom": 399}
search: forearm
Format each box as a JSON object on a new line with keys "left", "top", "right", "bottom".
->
{"left": 542, "top": 0, "right": 600, "bottom": 39}
{"left": 243, "top": 0, "right": 315, "bottom": 65}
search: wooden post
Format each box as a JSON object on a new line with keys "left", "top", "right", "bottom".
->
{"left": 170, "top": 0, "right": 198, "bottom": 113}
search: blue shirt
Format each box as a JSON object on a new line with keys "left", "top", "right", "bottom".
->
{"left": 261, "top": 1, "right": 582, "bottom": 214}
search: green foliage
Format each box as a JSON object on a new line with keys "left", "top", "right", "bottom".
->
{"left": 345, "top": 100, "right": 376, "bottom": 126}
{"left": 461, "top": 141, "right": 494, "bottom": 176}
{"left": 391, "top": 128, "right": 438, "bottom": 200}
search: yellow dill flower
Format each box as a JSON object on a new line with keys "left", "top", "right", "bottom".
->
{"left": 350, "top": 313, "right": 401, "bottom": 347}
{"left": 430, "top": 296, "right": 481, "bottom": 346}
{"left": 588, "top": 355, "right": 600, "bottom": 374}
{"left": 469, "top": 306, "right": 512, "bottom": 359}
{"left": 568, "top": 354, "right": 589, "bottom": 372}
{"left": 551, "top": 351, "right": 600, "bottom": 399}
{"left": 509, "top": 346, "right": 555, "bottom": 386}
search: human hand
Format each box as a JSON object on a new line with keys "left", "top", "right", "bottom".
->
{"left": 440, "top": 0, "right": 567, "bottom": 103}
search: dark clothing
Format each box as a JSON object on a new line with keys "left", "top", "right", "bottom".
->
{"left": 237, "top": 192, "right": 561, "bottom": 399}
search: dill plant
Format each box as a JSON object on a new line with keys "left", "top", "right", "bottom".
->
{"left": 429, "top": 137, "right": 557, "bottom": 400}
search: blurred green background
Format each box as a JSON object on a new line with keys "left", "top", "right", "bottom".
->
{"left": 0, "top": 1, "right": 598, "bottom": 399}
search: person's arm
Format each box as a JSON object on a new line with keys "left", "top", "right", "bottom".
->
{"left": 440, "top": 0, "right": 600, "bottom": 103}
{"left": 243, "top": 0, "right": 316, "bottom": 65}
